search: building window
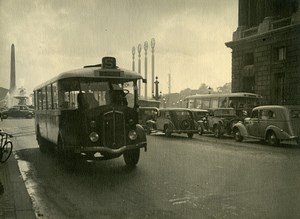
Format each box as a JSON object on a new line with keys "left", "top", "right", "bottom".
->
{"left": 244, "top": 53, "right": 254, "bottom": 66}
{"left": 275, "top": 73, "right": 285, "bottom": 104}
{"left": 277, "top": 47, "right": 286, "bottom": 61}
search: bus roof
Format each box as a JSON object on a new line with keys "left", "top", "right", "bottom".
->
{"left": 184, "top": 92, "right": 262, "bottom": 100}
{"left": 34, "top": 65, "right": 143, "bottom": 91}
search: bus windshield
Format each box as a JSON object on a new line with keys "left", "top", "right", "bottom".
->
{"left": 58, "top": 79, "right": 135, "bottom": 110}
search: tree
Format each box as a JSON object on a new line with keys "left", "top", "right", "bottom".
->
{"left": 217, "top": 83, "right": 231, "bottom": 93}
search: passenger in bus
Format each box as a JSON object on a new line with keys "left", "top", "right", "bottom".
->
{"left": 105, "top": 90, "right": 128, "bottom": 106}
{"left": 77, "top": 93, "right": 99, "bottom": 109}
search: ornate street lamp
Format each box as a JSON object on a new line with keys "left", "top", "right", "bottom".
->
{"left": 132, "top": 46, "right": 135, "bottom": 71}
{"left": 144, "top": 41, "right": 148, "bottom": 99}
{"left": 151, "top": 38, "right": 155, "bottom": 98}
{"left": 138, "top": 44, "right": 142, "bottom": 96}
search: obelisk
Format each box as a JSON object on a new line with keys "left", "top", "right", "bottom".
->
{"left": 10, "top": 44, "right": 16, "bottom": 94}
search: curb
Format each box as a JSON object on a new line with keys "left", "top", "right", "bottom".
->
{"left": 0, "top": 154, "right": 36, "bottom": 219}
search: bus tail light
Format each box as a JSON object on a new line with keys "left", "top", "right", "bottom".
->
{"left": 89, "top": 132, "right": 99, "bottom": 142}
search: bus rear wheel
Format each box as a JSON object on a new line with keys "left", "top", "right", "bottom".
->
{"left": 37, "top": 132, "right": 48, "bottom": 153}
{"left": 123, "top": 148, "right": 140, "bottom": 168}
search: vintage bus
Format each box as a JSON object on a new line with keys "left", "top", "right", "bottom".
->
{"left": 184, "top": 92, "right": 262, "bottom": 116}
{"left": 33, "top": 57, "right": 147, "bottom": 167}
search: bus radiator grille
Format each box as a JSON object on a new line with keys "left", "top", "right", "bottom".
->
{"left": 103, "top": 111, "right": 126, "bottom": 149}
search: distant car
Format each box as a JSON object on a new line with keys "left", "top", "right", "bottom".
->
{"left": 232, "top": 105, "right": 300, "bottom": 146}
{"left": 155, "top": 108, "right": 199, "bottom": 138}
{"left": 138, "top": 107, "right": 159, "bottom": 134}
{"left": 1, "top": 105, "right": 34, "bottom": 119}
{"left": 189, "top": 109, "right": 209, "bottom": 135}
{"left": 206, "top": 108, "right": 239, "bottom": 138}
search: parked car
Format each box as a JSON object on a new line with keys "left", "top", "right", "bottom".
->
{"left": 1, "top": 105, "right": 34, "bottom": 119}
{"left": 206, "top": 108, "right": 239, "bottom": 138}
{"left": 138, "top": 107, "right": 159, "bottom": 134}
{"left": 189, "top": 109, "right": 209, "bottom": 135}
{"left": 232, "top": 105, "right": 300, "bottom": 146}
{"left": 155, "top": 108, "right": 199, "bottom": 138}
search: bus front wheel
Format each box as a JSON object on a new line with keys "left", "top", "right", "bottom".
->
{"left": 123, "top": 148, "right": 140, "bottom": 168}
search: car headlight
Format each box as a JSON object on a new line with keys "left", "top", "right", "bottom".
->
{"left": 89, "top": 132, "right": 99, "bottom": 142}
{"left": 128, "top": 130, "right": 137, "bottom": 140}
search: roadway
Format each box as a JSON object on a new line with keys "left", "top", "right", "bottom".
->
{"left": 2, "top": 118, "right": 300, "bottom": 219}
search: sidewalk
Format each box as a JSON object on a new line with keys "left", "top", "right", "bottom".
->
{"left": 0, "top": 153, "right": 36, "bottom": 219}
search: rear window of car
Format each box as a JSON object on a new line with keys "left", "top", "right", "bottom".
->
{"left": 290, "top": 110, "right": 300, "bottom": 118}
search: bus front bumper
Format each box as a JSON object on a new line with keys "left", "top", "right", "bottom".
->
{"left": 74, "top": 141, "right": 147, "bottom": 154}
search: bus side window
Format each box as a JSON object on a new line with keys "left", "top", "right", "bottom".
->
{"left": 52, "top": 83, "right": 58, "bottom": 109}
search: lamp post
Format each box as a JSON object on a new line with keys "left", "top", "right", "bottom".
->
{"left": 153, "top": 76, "right": 161, "bottom": 101}
{"left": 132, "top": 46, "right": 135, "bottom": 71}
{"left": 144, "top": 41, "right": 148, "bottom": 99}
{"left": 137, "top": 44, "right": 142, "bottom": 96}
{"left": 208, "top": 86, "right": 212, "bottom": 94}
{"left": 151, "top": 38, "right": 155, "bottom": 98}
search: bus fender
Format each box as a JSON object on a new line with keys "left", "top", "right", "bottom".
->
{"left": 135, "top": 124, "right": 147, "bottom": 151}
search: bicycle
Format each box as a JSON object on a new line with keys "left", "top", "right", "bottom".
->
{"left": 0, "top": 130, "right": 13, "bottom": 163}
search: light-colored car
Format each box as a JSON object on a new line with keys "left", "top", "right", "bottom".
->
{"left": 233, "top": 105, "right": 300, "bottom": 146}
{"left": 155, "top": 108, "right": 199, "bottom": 138}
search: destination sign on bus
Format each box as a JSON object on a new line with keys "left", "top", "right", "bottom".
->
{"left": 102, "top": 57, "right": 116, "bottom": 69}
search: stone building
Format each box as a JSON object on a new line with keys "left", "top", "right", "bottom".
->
{"left": 226, "top": 0, "right": 300, "bottom": 105}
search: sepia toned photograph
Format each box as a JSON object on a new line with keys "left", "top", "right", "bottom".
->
{"left": 1, "top": 0, "right": 300, "bottom": 218}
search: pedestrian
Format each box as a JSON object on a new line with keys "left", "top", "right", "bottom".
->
{"left": 0, "top": 111, "right": 2, "bottom": 121}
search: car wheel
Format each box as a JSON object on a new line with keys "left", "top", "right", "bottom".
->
{"left": 234, "top": 128, "right": 243, "bottom": 142}
{"left": 26, "top": 114, "right": 33, "bottom": 119}
{"left": 2, "top": 114, "right": 8, "bottom": 119}
{"left": 198, "top": 126, "right": 203, "bottom": 135}
{"left": 187, "top": 133, "right": 193, "bottom": 138}
{"left": 267, "top": 131, "right": 279, "bottom": 146}
{"left": 123, "top": 148, "right": 140, "bottom": 168}
{"left": 297, "top": 138, "right": 300, "bottom": 147}
{"left": 164, "top": 125, "right": 172, "bottom": 137}
{"left": 146, "top": 124, "right": 152, "bottom": 135}
{"left": 213, "top": 125, "right": 222, "bottom": 138}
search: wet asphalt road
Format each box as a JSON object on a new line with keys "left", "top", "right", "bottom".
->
{"left": 2, "top": 118, "right": 300, "bottom": 219}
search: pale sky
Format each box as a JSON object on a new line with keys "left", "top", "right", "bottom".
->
{"left": 0, "top": 0, "right": 238, "bottom": 96}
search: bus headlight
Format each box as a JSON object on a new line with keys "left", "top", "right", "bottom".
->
{"left": 89, "top": 132, "right": 99, "bottom": 142}
{"left": 128, "top": 130, "right": 137, "bottom": 140}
